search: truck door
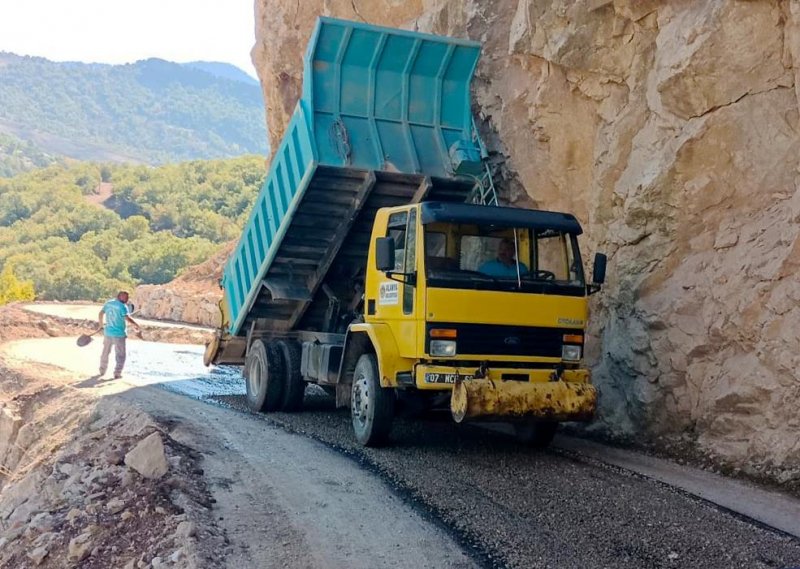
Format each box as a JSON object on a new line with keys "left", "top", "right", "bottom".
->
{"left": 376, "top": 207, "right": 418, "bottom": 358}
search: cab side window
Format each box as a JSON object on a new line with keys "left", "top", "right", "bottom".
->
{"left": 535, "top": 230, "right": 569, "bottom": 280}
{"left": 403, "top": 209, "right": 417, "bottom": 314}
{"left": 386, "top": 212, "right": 407, "bottom": 272}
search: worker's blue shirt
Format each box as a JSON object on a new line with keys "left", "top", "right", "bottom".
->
{"left": 478, "top": 260, "right": 529, "bottom": 278}
{"left": 102, "top": 299, "right": 129, "bottom": 338}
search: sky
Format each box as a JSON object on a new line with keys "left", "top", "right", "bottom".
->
{"left": 0, "top": 0, "right": 258, "bottom": 78}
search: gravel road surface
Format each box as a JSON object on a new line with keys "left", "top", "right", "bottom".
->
{"left": 4, "top": 336, "right": 800, "bottom": 569}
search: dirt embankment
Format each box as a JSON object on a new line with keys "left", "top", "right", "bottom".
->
{"left": 0, "top": 305, "right": 479, "bottom": 569}
{"left": 0, "top": 307, "right": 226, "bottom": 568}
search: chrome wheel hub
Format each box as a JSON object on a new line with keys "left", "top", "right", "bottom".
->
{"left": 352, "top": 373, "right": 370, "bottom": 427}
{"left": 249, "top": 359, "right": 262, "bottom": 396}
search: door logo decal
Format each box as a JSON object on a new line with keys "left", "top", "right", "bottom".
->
{"left": 378, "top": 282, "right": 399, "bottom": 305}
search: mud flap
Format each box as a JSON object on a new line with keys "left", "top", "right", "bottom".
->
{"left": 203, "top": 331, "right": 246, "bottom": 366}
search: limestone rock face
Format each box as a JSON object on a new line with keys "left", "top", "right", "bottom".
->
{"left": 655, "top": 1, "right": 792, "bottom": 120}
{"left": 251, "top": 0, "right": 800, "bottom": 474}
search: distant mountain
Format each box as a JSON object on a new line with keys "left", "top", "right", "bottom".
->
{"left": 183, "top": 61, "right": 259, "bottom": 86}
{"left": 0, "top": 53, "right": 267, "bottom": 172}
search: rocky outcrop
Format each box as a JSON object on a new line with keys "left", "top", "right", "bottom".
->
{"left": 133, "top": 242, "right": 234, "bottom": 328}
{"left": 133, "top": 285, "right": 221, "bottom": 327}
{"left": 252, "top": 0, "right": 800, "bottom": 476}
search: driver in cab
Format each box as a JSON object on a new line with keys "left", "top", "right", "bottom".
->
{"left": 479, "top": 237, "right": 529, "bottom": 278}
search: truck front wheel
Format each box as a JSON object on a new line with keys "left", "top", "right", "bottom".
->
{"left": 351, "top": 353, "right": 394, "bottom": 447}
{"left": 245, "top": 339, "right": 284, "bottom": 412}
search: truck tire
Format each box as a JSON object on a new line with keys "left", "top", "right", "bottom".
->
{"left": 351, "top": 353, "right": 394, "bottom": 447}
{"left": 275, "top": 339, "right": 305, "bottom": 412}
{"left": 245, "top": 339, "right": 284, "bottom": 412}
{"left": 514, "top": 421, "right": 558, "bottom": 448}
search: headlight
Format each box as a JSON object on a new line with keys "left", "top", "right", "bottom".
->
{"left": 430, "top": 340, "right": 457, "bottom": 357}
{"left": 562, "top": 344, "right": 582, "bottom": 362}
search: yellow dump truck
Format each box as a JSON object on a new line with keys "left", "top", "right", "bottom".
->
{"left": 204, "top": 18, "right": 606, "bottom": 447}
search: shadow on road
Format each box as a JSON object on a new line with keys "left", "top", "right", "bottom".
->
{"left": 71, "top": 375, "right": 116, "bottom": 389}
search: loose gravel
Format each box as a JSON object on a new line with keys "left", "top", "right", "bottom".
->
{"left": 204, "top": 386, "right": 800, "bottom": 569}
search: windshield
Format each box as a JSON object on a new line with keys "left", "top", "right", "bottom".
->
{"left": 423, "top": 222, "right": 585, "bottom": 295}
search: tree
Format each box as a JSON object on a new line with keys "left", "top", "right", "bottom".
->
{"left": 119, "top": 215, "right": 150, "bottom": 241}
{"left": 0, "top": 264, "right": 35, "bottom": 305}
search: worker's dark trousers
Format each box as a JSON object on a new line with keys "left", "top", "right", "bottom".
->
{"left": 99, "top": 336, "right": 126, "bottom": 376}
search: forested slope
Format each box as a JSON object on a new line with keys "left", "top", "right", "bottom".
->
{"left": 0, "top": 157, "right": 264, "bottom": 301}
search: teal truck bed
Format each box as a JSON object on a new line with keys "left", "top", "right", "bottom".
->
{"left": 221, "top": 17, "right": 487, "bottom": 342}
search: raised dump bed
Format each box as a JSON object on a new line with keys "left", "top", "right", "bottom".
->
{"left": 207, "top": 17, "right": 606, "bottom": 449}
{"left": 219, "top": 18, "right": 485, "bottom": 347}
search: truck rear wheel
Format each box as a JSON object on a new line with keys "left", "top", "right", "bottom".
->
{"left": 245, "top": 339, "right": 284, "bottom": 412}
{"left": 351, "top": 353, "right": 394, "bottom": 447}
{"left": 275, "top": 339, "right": 305, "bottom": 412}
{"left": 514, "top": 421, "right": 558, "bottom": 448}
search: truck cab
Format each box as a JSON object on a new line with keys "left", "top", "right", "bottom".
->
{"left": 339, "top": 201, "right": 604, "bottom": 445}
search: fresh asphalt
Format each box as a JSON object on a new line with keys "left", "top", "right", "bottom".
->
{"left": 124, "top": 341, "right": 800, "bottom": 569}
{"left": 209, "top": 387, "right": 800, "bottom": 569}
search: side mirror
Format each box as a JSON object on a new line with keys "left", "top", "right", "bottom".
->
{"left": 375, "top": 237, "right": 395, "bottom": 272}
{"left": 592, "top": 253, "right": 607, "bottom": 285}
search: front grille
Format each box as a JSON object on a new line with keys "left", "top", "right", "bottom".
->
{"left": 426, "top": 322, "right": 574, "bottom": 358}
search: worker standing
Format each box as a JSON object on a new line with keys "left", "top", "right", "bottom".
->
{"left": 98, "top": 291, "right": 141, "bottom": 378}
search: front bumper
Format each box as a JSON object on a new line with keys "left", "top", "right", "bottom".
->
{"left": 413, "top": 363, "right": 595, "bottom": 423}
{"left": 449, "top": 378, "right": 596, "bottom": 423}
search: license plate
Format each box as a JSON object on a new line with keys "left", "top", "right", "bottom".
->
{"left": 424, "top": 372, "right": 474, "bottom": 384}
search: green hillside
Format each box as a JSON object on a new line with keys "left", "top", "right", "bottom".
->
{"left": 0, "top": 132, "right": 59, "bottom": 177}
{"left": 0, "top": 157, "right": 265, "bottom": 301}
{"left": 0, "top": 53, "right": 268, "bottom": 171}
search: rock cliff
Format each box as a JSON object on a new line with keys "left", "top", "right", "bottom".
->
{"left": 252, "top": 0, "right": 800, "bottom": 477}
